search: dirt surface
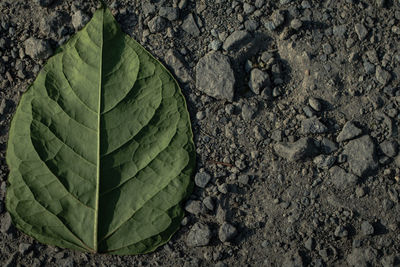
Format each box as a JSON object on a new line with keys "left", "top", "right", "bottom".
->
{"left": 1, "top": 0, "right": 400, "bottom": 266}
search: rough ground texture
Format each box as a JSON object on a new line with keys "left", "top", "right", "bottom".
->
{"left": 1, "top": 0, "right": 400, "bottom": 266}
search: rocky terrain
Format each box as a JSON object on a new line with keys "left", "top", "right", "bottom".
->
{"left": 1, "top": 0, "right": 400, "bottom": 266}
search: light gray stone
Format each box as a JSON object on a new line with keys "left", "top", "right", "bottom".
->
{"left": 182, "top": 14, "right": 200, "bottom": 37}
{"left": 165, "top": 49, "right": 191, "bottom": 83}
{"left": 248, "top": 68, "right": 270, "bottom": 94}
{"left": 222, "top": 30, "right": 251, "bottom": 51}
{"left": 329, "top": 166, "right": 358, "bottom": 189}
{"left": 186, "top": 222, "right": 212, "bottom": 247}
{"left": 343, "top": 135, "right": 378, "bottom": 177}
{"left": 194, "top": 172, "right": 211, "bottom": 188}
{"left": 336, "top": 121, "right": 362, "bottom": 142}
{"left": 196, "top": 51, "right": 235, "bottom": 101}
{"left": 148, "top": 16, "right": 166, "bottom": 33}
{"left": 354, "top": 23, "right": 368, "bottom": 40}
{"left": 376, "top": 66, "right": 391, "bottom": 85}
{"left": 274, "top": 137, "right": 319, "bottom": 161}
{"left": 24, "top": 37, "right": 53, "bottom": 60}
{"left": 218, "top": 222, "right": 237, "bottom": 242}
{"left": 72, "top": 10, "right": 90, "bottom": 31}
{"left": 301, "top": 117, "right": 328, "bottom": 134}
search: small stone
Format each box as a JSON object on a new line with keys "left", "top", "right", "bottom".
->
{"left": 165, "top": 49, "right": 191, "bottom": 83}
{"left": 222, "top": 30, "right": 251, "bottom": 51}
{"left": 375, "top": 66, "right": 391, "bottom": 85}
{"left": 321, "top": 138, "right": 338, "bottom": 154}
{"left": 185, "top": 200, "right": 205, "bottom": 215}
{"left": 203, "top": 196, "right": 214, "bottom": 211}
{"left": 354, "top": 23, "right": 368, "bottom": 40}
{"left": 274, "top": 137, "right": 319, "bottom": 162}
{"left": 72, "top": 10, "right": 90, "bottom": 31}
{"left": 334, "top": 225, "right": 348, "bottom": 238}
{"left": 322, "top": 43, "right": 333, "bottom": 54}
{"left": 333, "top": 25, "right": 347, "bottom": 38}
{"left": 290, "top": 18, "right": 302, "bottom": 30}
{"left": 347, "top": 248, "right": 368, "bottom": 266}
{"left": 355, "top": 187, "right": 366, "bottom": 198}
{"left": 218, "top": 222, "right": 237, "bottom": 242}
{"left": 361, "top": 221, "right": 374, "bottom": 236}
{"left": 35, "top": 0, "right": 54, "bottom": 7}
{"left": 343, "top": 135, "right": 378, "bottom": 177}
{"left": 303, "top": 106, "right": 315, "bottom": 118}
{"left": 313, "top": 155, "right": 336, "bottom": 169}
{"left": 159, "top": 7, "right": 179, "bottom": 21}
{"left": 195, "top": 172, "right": 211, "bottom": 188}
{"left": 209, "top": 40, "right": 222, "bottom": 51}
{"left": 238, "top": 175, "right": 249, "bottom": 185}
{"left": 196, "top": 51, "right": 235, "bottom": 101}
{"left": 182, "top": 14, "right": 200, "bottom": 37}
{"left": 308, "top": 97, "right": 322, "bottom": 111}
{"left": 148, "top": 16, "right": 166, "bottom": 33}
{"left": 186, "top": 222, "right": 212, "bottom": 247}
{"left": 248, "top": 68, "right": 270, "bottom": 94}
{"left": 380, "top": 140, "right": 398, "bottom": 157}
{"left": 301, "top": 117, "right": 328, "bottom": 134}
{"left": 243, "top": 3, "right": 255, "bottom": 14}
{"left": 24, "top": 37, "right": 53, "bottom": 60}
{"left": 0, "top": 99, "right": 7, "bottom": 115}
{"left": 241, "top": 104, "right": 257, "bottom": 120}
{"left": 244, "top": 19, "right": 259, "bottom": 32}
{"left": 142, "top": 2, "right": 156, "bottom": 17}
{"left": 0, "top": 212, "right": 12, "bottom": 234}
{"left": 18, "top": 243, "right": 32, "bottom": 255}
{"left": 304, "top": 237, "right": 315, "bottom": 250}
{"left": 336, "top": 121, "right": 362, "bottom": 142}
{"left": 329, "top": 166, "right": 358, "bottom": 190}
{"left": 268, "top": 10, "right": 285, "bottom": 31}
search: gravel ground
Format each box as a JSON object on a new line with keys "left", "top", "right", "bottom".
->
{"left": 1, "top": 0, "right": 400, "bottom": 266}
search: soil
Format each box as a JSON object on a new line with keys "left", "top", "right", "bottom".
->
{"left": 1, "top": 0, "right": 400, "bottom": 266}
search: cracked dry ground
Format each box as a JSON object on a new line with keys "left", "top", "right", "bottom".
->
{"left": 1, "top": 0, "right": 400, "bottom": 266}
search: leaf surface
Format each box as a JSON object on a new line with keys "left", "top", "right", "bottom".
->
{"left": 6, "top": 7, "right": 195, "bottom": 255}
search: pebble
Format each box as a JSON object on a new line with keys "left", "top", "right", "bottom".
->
{"left": 24, "top": 37, "right": 53, "bottom": 60}
{"left": 329, "top": 166, "right": 358, "bottom": 190}
{"left": 244, "top": 19, "right": 259, "bottom": 32}
{"left": 248, "top": 68, "right": 270, "bottom": 95}
{"left": 301, "top": 117, "right": 328, "bottom": 134}
{"left": 354, "top": 23, "right": 368, "bottom": 40}
{"left": 218, "top": 222, "right": 237, "bottom": 242}
{"left": 361, "top": 221, "right": 374, "bottom": 236}
{"left": 18, "top": 243, "right": 32, "bottom": 255}
{"left": 343, "top": 135, "right": 378, "bottom": 177}
{"left": 241, "top": 104, "right": 257, "bottom": 120}
{"left": 267, "top": 10, "right": 285, "bottom": 31}
{"left": 72, "top": 10, "right": 90, "bottom": 31}
{"left": 0, "top": 99, "right": 7, "bottom": 115}
{"left": 336, "top": 121, "right": 362, "bottom": 142}
{"left": 181, "top": 14, "right": 200, "bottom": 37}
{"left": 290, "top": 18, "right": 303, "bottom": 30}
{"left": 313, "top": 155, "right": 336, "bottom": 169}
{"left": 194, "top": 171, "right": 211, "bottom": 188}
{"left": 186, "top": 222, "right": 212, "bottom": 247}
{"left": 304, "top": 237, "right": 315, "bottom": 250}
{"left": 334, "top": 225, "right": 348, "bottom": 238}
{"left": 222, "top": 30, "right": 251, "bottom": 51}
{"left": 148, "top": 16, "right": 166, "bottom": 33}
{"left": 243, "top": 3, "right": 255, "bottom": 14}
{"left": 379, "top": 140, "right": 398, "bottom": 157}
{"left": 321, "top": 138, "right": 338, "bottom": 154}
{"left": 202, "top": 196, "right": 214, "bottom": 211}
{"left": 308, "top": 97, "right": 322, "bottom": 111}
{"left": 0, "top": 212, "right": 12, "bottom": 234}
{"left": 159, "top": 7, "right": 179, "bottom": 21}
{"left": 274, "top": 137, "right": 319, "bottom": 161}
{"left": 375, "top": 66, "right": 391, "bottom": 85}
{"left": 165, "top": 49, "right": 191, "bottom": 83}
{"left": 209, "top": 40, "right": 222, "bottom": 51}
{"left": 185, "top": 200, "right": 205, "bottom": 215}
{"left": 196, "top": 51, "right": 235, "bottom": 101}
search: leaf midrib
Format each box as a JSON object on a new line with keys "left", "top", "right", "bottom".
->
{"left": 94, "top": 9, "right": 104, "bottom": 252}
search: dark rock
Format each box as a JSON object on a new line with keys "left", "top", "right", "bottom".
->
{"left": 336, "top": 121, "right": 362, "bottom": 142}
{"left": 274, "top": 137, "right": 319, "bottom": 161}
{"left": 343, "top": 135, "right": 378, "bottom": 177}
{"left": 196, "top": 51, "right": 235, "bottom": 101}
{"left": 35, "top": 0, "right": 54, "bottom": 7}
{"left": 186, "top": 222, "right": 212, "bottom": 247}
{"left": 218, "top": 222, "right": 237, "bottom": 242}
{"left": 222, "top": 30, "right": 251, "bottom": 51}
{"left": 321, "top": 138, "right": 338, "bottom": 154}
{"left": 182, "top": 14, "right": 200, "bottom": 37}
{"left": 248, "top": 68, "right": 270, "bottom": 94}
{"left": 301, "top": 117, "right": 328, "bottom": 134}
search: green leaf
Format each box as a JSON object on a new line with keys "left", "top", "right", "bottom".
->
{"left": 6, "top": 7, "right": 195, "bottom": 255}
